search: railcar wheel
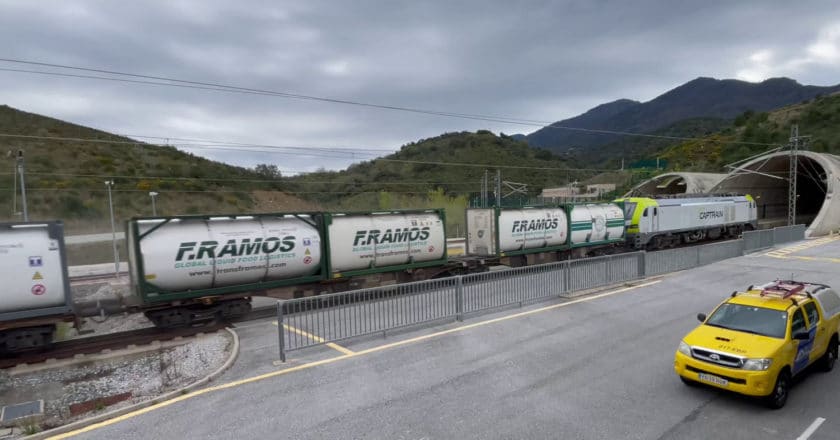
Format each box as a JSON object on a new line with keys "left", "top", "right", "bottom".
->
{"left": 145, "top": 308, "right": 191, "bottom": 328}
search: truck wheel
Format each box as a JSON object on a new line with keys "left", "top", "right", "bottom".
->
{"left": 765, "top": 370, "right": 790, "bottom": 409}
{"left": 821, "top": 337, "right": 838, "bottom": 372}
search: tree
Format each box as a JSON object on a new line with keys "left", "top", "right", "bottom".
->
{"left": 254, "top": 163, "right": 281, "bottom": 179}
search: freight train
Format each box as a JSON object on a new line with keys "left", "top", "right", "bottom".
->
{"left": 0, "top": 194, "right": 758, "bottom": 354}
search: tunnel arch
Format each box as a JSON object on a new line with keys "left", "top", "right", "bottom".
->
{"left": 625, "top": 172, "right": 726, "bottom": 197}
{"left": 711, "top": 151, "right": 840, "bottom": 237}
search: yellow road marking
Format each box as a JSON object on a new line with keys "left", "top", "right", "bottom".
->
{"left": 784, "top": 255, "right": 840, "bottom": 264}
{"left": 271, "top": 321, "right": 355, "bottom": 355}
{"left": 765, "top": 236, "right": 840, "bottom": 259}
{"left": 48, "top": 279, "right": 660, "bottom": 439}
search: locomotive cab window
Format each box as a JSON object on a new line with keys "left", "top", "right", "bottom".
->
{"left": 643, "top": 208, "right": 649, "bottom": 217}
{"left": 653, "top": 208, "right": 658, "bottom": 216}
{"left": 624, "top": 202, "right": 637, "bottom": 219}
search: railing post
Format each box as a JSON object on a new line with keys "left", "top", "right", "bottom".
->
{"left": 604, "top": 256, "right": 610, "bottom": 286}
{"left": 638, "top": 251, "right": 646, "bottom": 278}
{"left": 564, "top": 260, "right": 571, "bottom": 295}
{"left": 456, "top": 276, "right": 464, "bottom": 322}
{"left": 277, "top": 301, "right": 286, "bottom": 363}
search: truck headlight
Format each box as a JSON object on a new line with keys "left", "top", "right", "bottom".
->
{"left": 742, "top": 358, "right": 772, "bottom": 371}
{"left": 678, "top": 341, "right": 692, "bottom": 356}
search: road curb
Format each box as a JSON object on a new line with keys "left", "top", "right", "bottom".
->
{"left": 25, "top": 327, "right": 240, "bottom": 440}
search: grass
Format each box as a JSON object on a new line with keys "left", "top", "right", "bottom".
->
{"left": 17, "top": 416, "right": 42, "bottom": 435}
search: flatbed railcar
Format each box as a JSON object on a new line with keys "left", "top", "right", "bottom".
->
{"left": 465, "top": 202, "right": 626, "bottom": 265}
{"left": 126, "top": 209, "right": 451, "bottom": 327}
{"left": 0, "top": 221, "right": 75, "bottom": 354}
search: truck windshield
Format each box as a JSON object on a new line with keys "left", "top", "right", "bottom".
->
{"left": 705, "top": 303, "right": 788, "bottom": 339}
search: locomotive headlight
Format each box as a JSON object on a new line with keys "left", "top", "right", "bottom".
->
{"left": 742, "top": 358, "right": 773, "bottom": 371}
{"left": 678, "top": 341, "right": 692, "bottom": 356}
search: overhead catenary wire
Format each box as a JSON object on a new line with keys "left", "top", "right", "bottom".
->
{"left": 0, "top": 132, "right": 624, "bottom": 173}
{"left": 0, "top": 133, "right": 387, "bottom": 160}
{"left": 0, "top": 58, "right": 785, "bottom": 147}
{"left": 0, "top": 187, "right": 452, "bottom": 195}
{"left": 0, "top": 171, "right": 482, "bottom": 186}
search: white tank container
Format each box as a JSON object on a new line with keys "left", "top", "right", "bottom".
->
{"left": 0, "top": 225, "right": 68, "bottom": 313}
{"left": 135, "top": 216, "right": 322, "bottom": 291}
{"left": 569, "top": 203, "right": 625, "bottom": 245}
{"left": 497, "top": 208, "right": 568, "bottom": 252}
{"left": 328, "top": 212, "right": 446, "bottom": 273}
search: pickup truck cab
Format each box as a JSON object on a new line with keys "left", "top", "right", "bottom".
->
{"left": 674, "top": 280, "right": 840, "bottom": 408}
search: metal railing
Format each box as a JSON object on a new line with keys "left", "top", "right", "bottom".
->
{"left": 277, "top": 224, "right": 809, "bottom": 361}
{"left": 743, "top": 224, "right": 806, "bottom": 253}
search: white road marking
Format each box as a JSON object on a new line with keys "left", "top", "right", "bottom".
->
{"left": 796, "top": 417, "right": 826, "bottom": 440}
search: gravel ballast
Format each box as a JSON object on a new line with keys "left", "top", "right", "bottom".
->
{"left": 0, "top": 331, "right": 233, "bottom": 435}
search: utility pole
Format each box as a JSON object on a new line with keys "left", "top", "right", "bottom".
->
{"left": 149, "top": 191, "right": 159, "bottom": 216}
{"left": 788, "top": 125, "right": 799, "bottom": 226}
{"left": 17, "top": 150, "right": 28, "bottom": 221}
{"left": 12, "top": 154, "right": 17, "bottom": 216}
{"left": 105, "top": 180, "right": 119, "bottom": 276}
{"left": 495, "top": 169, "right": 501, "bottom": 207}
{"left": 481, "top": 169, "right": 488, "bottom": 208}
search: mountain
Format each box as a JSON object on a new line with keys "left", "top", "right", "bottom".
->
{"left": 658, "top": 92, "right": 840, "bottom": 171}
{"left": 284, "top": 130, "right": 582, "bottom": 236}
{"left": 0, "top": 105, "right": 316, "bottom": 234}
{"left": 286, "top": 130, "right": 578, "bottom": 206}
{"left": 526, "top": 77, "right": 840, "bottom": 153}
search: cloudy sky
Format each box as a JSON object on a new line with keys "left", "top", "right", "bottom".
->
{"left": 1, "top": 0, "right": 839, "bottom": 174}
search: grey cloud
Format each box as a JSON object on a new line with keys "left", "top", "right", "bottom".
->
{"left": 1, "top": 0, "right": 839, "bottom": 173}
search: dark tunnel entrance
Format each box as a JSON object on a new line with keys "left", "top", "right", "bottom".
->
{"left": 714, "top": 154, "right": 828, "bottom": 228}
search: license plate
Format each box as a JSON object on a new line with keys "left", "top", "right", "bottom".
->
{"left": 698, "top": 372, "right": 728, "bottom": 387}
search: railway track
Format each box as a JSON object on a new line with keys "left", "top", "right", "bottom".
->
{"left": 0, "top": 322, "right": 227, "bottom": 369}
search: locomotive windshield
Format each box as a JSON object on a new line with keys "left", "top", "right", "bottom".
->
{"left": 624, "top": 202, "right": 637, "bottom": 220}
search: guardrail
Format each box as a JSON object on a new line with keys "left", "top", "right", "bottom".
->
{"left": 277, "top": 224, "right": 808, "bottom": 361}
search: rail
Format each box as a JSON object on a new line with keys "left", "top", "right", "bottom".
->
{"left": 0, "top": 323, "right": 226, "bottom": 369}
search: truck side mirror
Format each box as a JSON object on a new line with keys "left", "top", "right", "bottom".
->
{"left": 793, "top": 332, "right": 810, "bottom": 340}
{"left": 697, "top": 313, "right": 707, "bottom": 323}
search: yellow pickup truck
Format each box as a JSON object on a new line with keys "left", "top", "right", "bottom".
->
{"left": 674, "top": 280, "right": 840, "bottom": 408}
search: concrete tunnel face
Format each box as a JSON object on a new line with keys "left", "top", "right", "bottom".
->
{"left": 713, "top": 153, "right": 829, "bottom": 229}
{"left": 627, "top": 173, "right": 727, "bottom": 196}
{"left": 634, "top": 175, "right": 689, "bottom": 195}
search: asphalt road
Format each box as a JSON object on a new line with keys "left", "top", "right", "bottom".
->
{"left": 66, "top": 238, "right": 840, "bottom": 440}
